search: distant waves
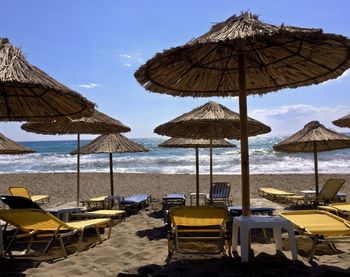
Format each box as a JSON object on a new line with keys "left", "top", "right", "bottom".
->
{"left": 0, "top": 137, "right": 348, "bottom": 174}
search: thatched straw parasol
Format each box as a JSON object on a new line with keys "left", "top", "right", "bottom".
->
{"left": 273, "top": 121, "right": 350, "bottom": 195}
{"left": 0, "top": 38, "right": 95, "bottom": 121}
{"left": 0, "top": 133, "right": 35, "bottom": 154}
{"left": 159, "top": 138, "right": 236, "bottom": 205}
{"left": 135, "top": 12, "right": 350, "bottom": 215}
{"left": 21, "top": 110, "right": 130, "bottom": 205}
{"left": 333, "top": 114, "right": 350, "bottom": 128}
{"left": 70, "top": 133, "right": 149, "bottom": 198}
{"left": 155, "top": 101, "right": 271, "bottom": 139}
{"left": 155, "top": 101, "right": 270, "bottom": 205}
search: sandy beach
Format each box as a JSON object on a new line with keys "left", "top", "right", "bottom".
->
{"left": 0, "top": 172, "right": 350, "bottom": 276}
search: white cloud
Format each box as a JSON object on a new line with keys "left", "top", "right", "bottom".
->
{"left": 251, "top": 104, "right": 349, "bottom": 135}
{"left": 119, "top": 52, "right": 144, "bottom": 67}
{"left": 78, "top": 83, "right": 101, "bottom": 89}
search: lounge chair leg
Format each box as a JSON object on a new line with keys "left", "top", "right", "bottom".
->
{"left": 95, "top": 226, "right": 102, "bottom": 243}
{"left": 5, "top": 229, "right": 19, "bottom": 256}
{"left": 58, "top": 236, "right": 68, "bottom": 258}
{"left": 107, "top": 219, "right": 112, "bottom": 239}
{"left": 25, "top": 236, "right": 34, "bottom": 254}
{"left": 309, "top": 236, "right": 319, "bottom": 262}
{"left": 77, "top": 229, "right": 85, "bottom": 253}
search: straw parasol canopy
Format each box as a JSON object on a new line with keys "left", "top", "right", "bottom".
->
{"left": 333, "top": 113, "right": 350, "bottom": 128}
{"left": 159, "top": 137, "right": 236, "bottom": 205}
{"left": 0, "top": 38, "right": 95, "bottom": 121}
{"left": 155, "top": 101, "right": 270, "bottom": 205}
{"left": 155, "top": 101, "right": 271, "bottom": 139}
{"left": 0, "top": 133, "right": 35, "bottom": 154}
{"left": 273, "top": 121, "right": 350, "bottom": 194}
{"left": 70, "top": 133, "right": 149, "bottom": 198}
{"left": 135, "top": 12, "right": 350, "bottom": 215}
{"left": 21, "top": 110, "right": 130, "bottom": 205}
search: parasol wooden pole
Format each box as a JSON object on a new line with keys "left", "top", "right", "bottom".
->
{"left": 76, "top": 133, "right": 80, "bottom": 206}
{"left": 196, "top": 147, "right": 199, "bottom": 206}
{"left": 238, "top": 46, "right": 250, "bottom": 216}
{"left": 109, "top": 152, "right": 114, "bottom": 197}
{"left": 313, "top": 142, "right": 319, "bottom": 197}
{"left": 210, "top": 138, "right": 213, "bottom": 197}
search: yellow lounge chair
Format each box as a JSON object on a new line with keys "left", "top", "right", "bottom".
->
{"left": 0, "top": 209, "right": 112, "bottom": 259}
{"left": 318, "top": 203, "right": 350, "bottom": 219}
{"left": 258, "top": 187, "right": 295, "bottom": 202}
{"left": 9, "top": 186, "right": 49, "bottom": 204}
{"left": 279, "top": 210, "right": 350, "bottom": 261}
{"left": 284, "top": 179, "right": 345, "bottom": 206}
{"left": 80, "top": 195, "right": 108, "bottom": 211}
{"left": 168, "top": 206, "right": 229, "bottom": 255}
{"left": 70, "top": 209, "right": 126, "bottom": 223}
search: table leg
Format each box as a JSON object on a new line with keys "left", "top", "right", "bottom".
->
{"left": 286, "top": 224, "right": 298, "bottom": 261}
{"left": 231, "top": 220, "right": 239, "bottom": 253}
{"left": 273, "top": 227, "right": 282, "bottom": 251}
{"left": 240, "top": 223, "right": 249, "bottom": 262}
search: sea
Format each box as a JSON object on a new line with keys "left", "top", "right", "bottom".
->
{"left": 1, "top": 136, "right": 349, "bottom": 174}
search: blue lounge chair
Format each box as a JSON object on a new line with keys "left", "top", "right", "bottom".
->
{"left": 210, "top": 182, "right": 231, "bottom": 205}
{"left": 121, "top": 194, "right": 151, "bottom": 213}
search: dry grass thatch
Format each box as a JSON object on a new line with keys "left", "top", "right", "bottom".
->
{"left": 158, "top": 137, "right": 236, "bottom": 148}
{"left": 135, "top": 12, "right": 350, "bottom": 97}
{"left": 0, "top": 133, "right": 35, "bottom": 154}
{"left": 154, "top": 101, "right": 271, "bottom": 139}
{"left": 273, "top": 121, "right": 350, "bottom": 153}
{"left": 70, "top": 133, "right": 149, "bottom": 154}
{"left": 21, "top": 110, "right": 130, "bottom": 135}
{"left": 0, "top": 38, "right": 95, "bottom": 121}
{"left": 333, "top": 113, "right": 350, "bottom": 128}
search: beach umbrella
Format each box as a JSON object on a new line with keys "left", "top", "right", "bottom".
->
{"left": 333, "top": 114, "right": 350, "bottom": 128}
{"left": 159, "top": 137, "right": 236, "bottom": 205}
{"left": 134, "top": 12, "right": 350, "bottom": 215}
{"left": 21, "top": 110, "right": 130, "bottom": 205}
{"left": 0, "top": 38, "right": 94, "bottom": 121}
{"left": 273, "top": 121, "right": 350, "bottom": 196}
{"left": 70, "top": 133, "right": 149, "bottom": 198}
{"left": 155, "top": 101, "right": 271, "bottom": 205}
{"left": 0, "top": 133, "right": 35, "bottom": 154}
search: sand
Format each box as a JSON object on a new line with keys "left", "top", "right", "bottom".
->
{"left": 0, "top": 172, "right": 350, "bottom": 276}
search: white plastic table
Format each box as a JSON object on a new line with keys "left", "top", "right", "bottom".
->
{"left": 189, "top": 192, "right": 209, "bottom": 206}
{"left": 232, "top": 215, "right": 298, "bottom": 262}
{"left": 301, "top": 190, "right": 347, "bottom": 201}
{"left": 46, "top": 207, "right": 82, "bottom": 222}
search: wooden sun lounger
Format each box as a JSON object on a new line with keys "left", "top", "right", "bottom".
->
{"left": 258, "top": 187, "right": 295, "bottom": 202}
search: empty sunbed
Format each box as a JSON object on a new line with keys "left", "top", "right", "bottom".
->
{"left": 81, "top": 195, "right": 108, "bottom": 211}
{"left": 318, "top": 203, "right": 350, "bottom": 219}
{"left": 0, "top": 209, "right": 112, "bottom": 259}
{"left": 121, "top": 194, "right": 151, "bottom": 213}
{"left": 279, "top": 210, "right": 350, "bottom": 261}
{"left": 168, "top": 206, "right": 229, "bottom": 255}
{"left": 258, "top": 187, "right": 295, "bottom": 202}
{"left": 210, "top": 182, "right": 231, "bottom": 205}
{"left": 9, "top": 186, "right": 49, "bottom": 204}
{"left": 162, "top": 194, "right": 186, "bottom": 210}
{"left": 227, "top": 206, "right": 275, "bottom": 217}
{"left": 284, "top": 179, "right": 345, "bottom": 206}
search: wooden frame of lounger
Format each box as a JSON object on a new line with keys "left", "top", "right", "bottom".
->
{"left": 279, "top": 210, "right": 350, "bottom": 261}
{"left": 0, "top": 209, "right": 112, "bottom": 259}
{"left": 168, "top": 206, "right": 229, "bottom": 255}
{"left": 9, "top": 186, "right": 50, "bottom": 204}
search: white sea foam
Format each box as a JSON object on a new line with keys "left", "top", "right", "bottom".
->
{"left": 0, "top": 138, "right": 349, "bottom": 174}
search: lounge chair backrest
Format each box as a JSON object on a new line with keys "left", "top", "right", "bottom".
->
{"left": 0, "top": 195, "right": 42, "bottom": 210}
{"left": 0, "top": 209, "right": 71, "bottom": 232}
{"left": 9, "top": 187, "right": 32, "bottom": 200}
{"left": 170, "top": 206, "right": 228, "bottom": 227}
{"left": 210, "top": 182, "right": 231, "bottom": 198}
{"left": 318, "top": 179, "right": 345, "bottom": 202}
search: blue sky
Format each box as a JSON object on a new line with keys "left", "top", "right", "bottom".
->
{"left": 1, "top": 0, "right": 350, "bottom": 141}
